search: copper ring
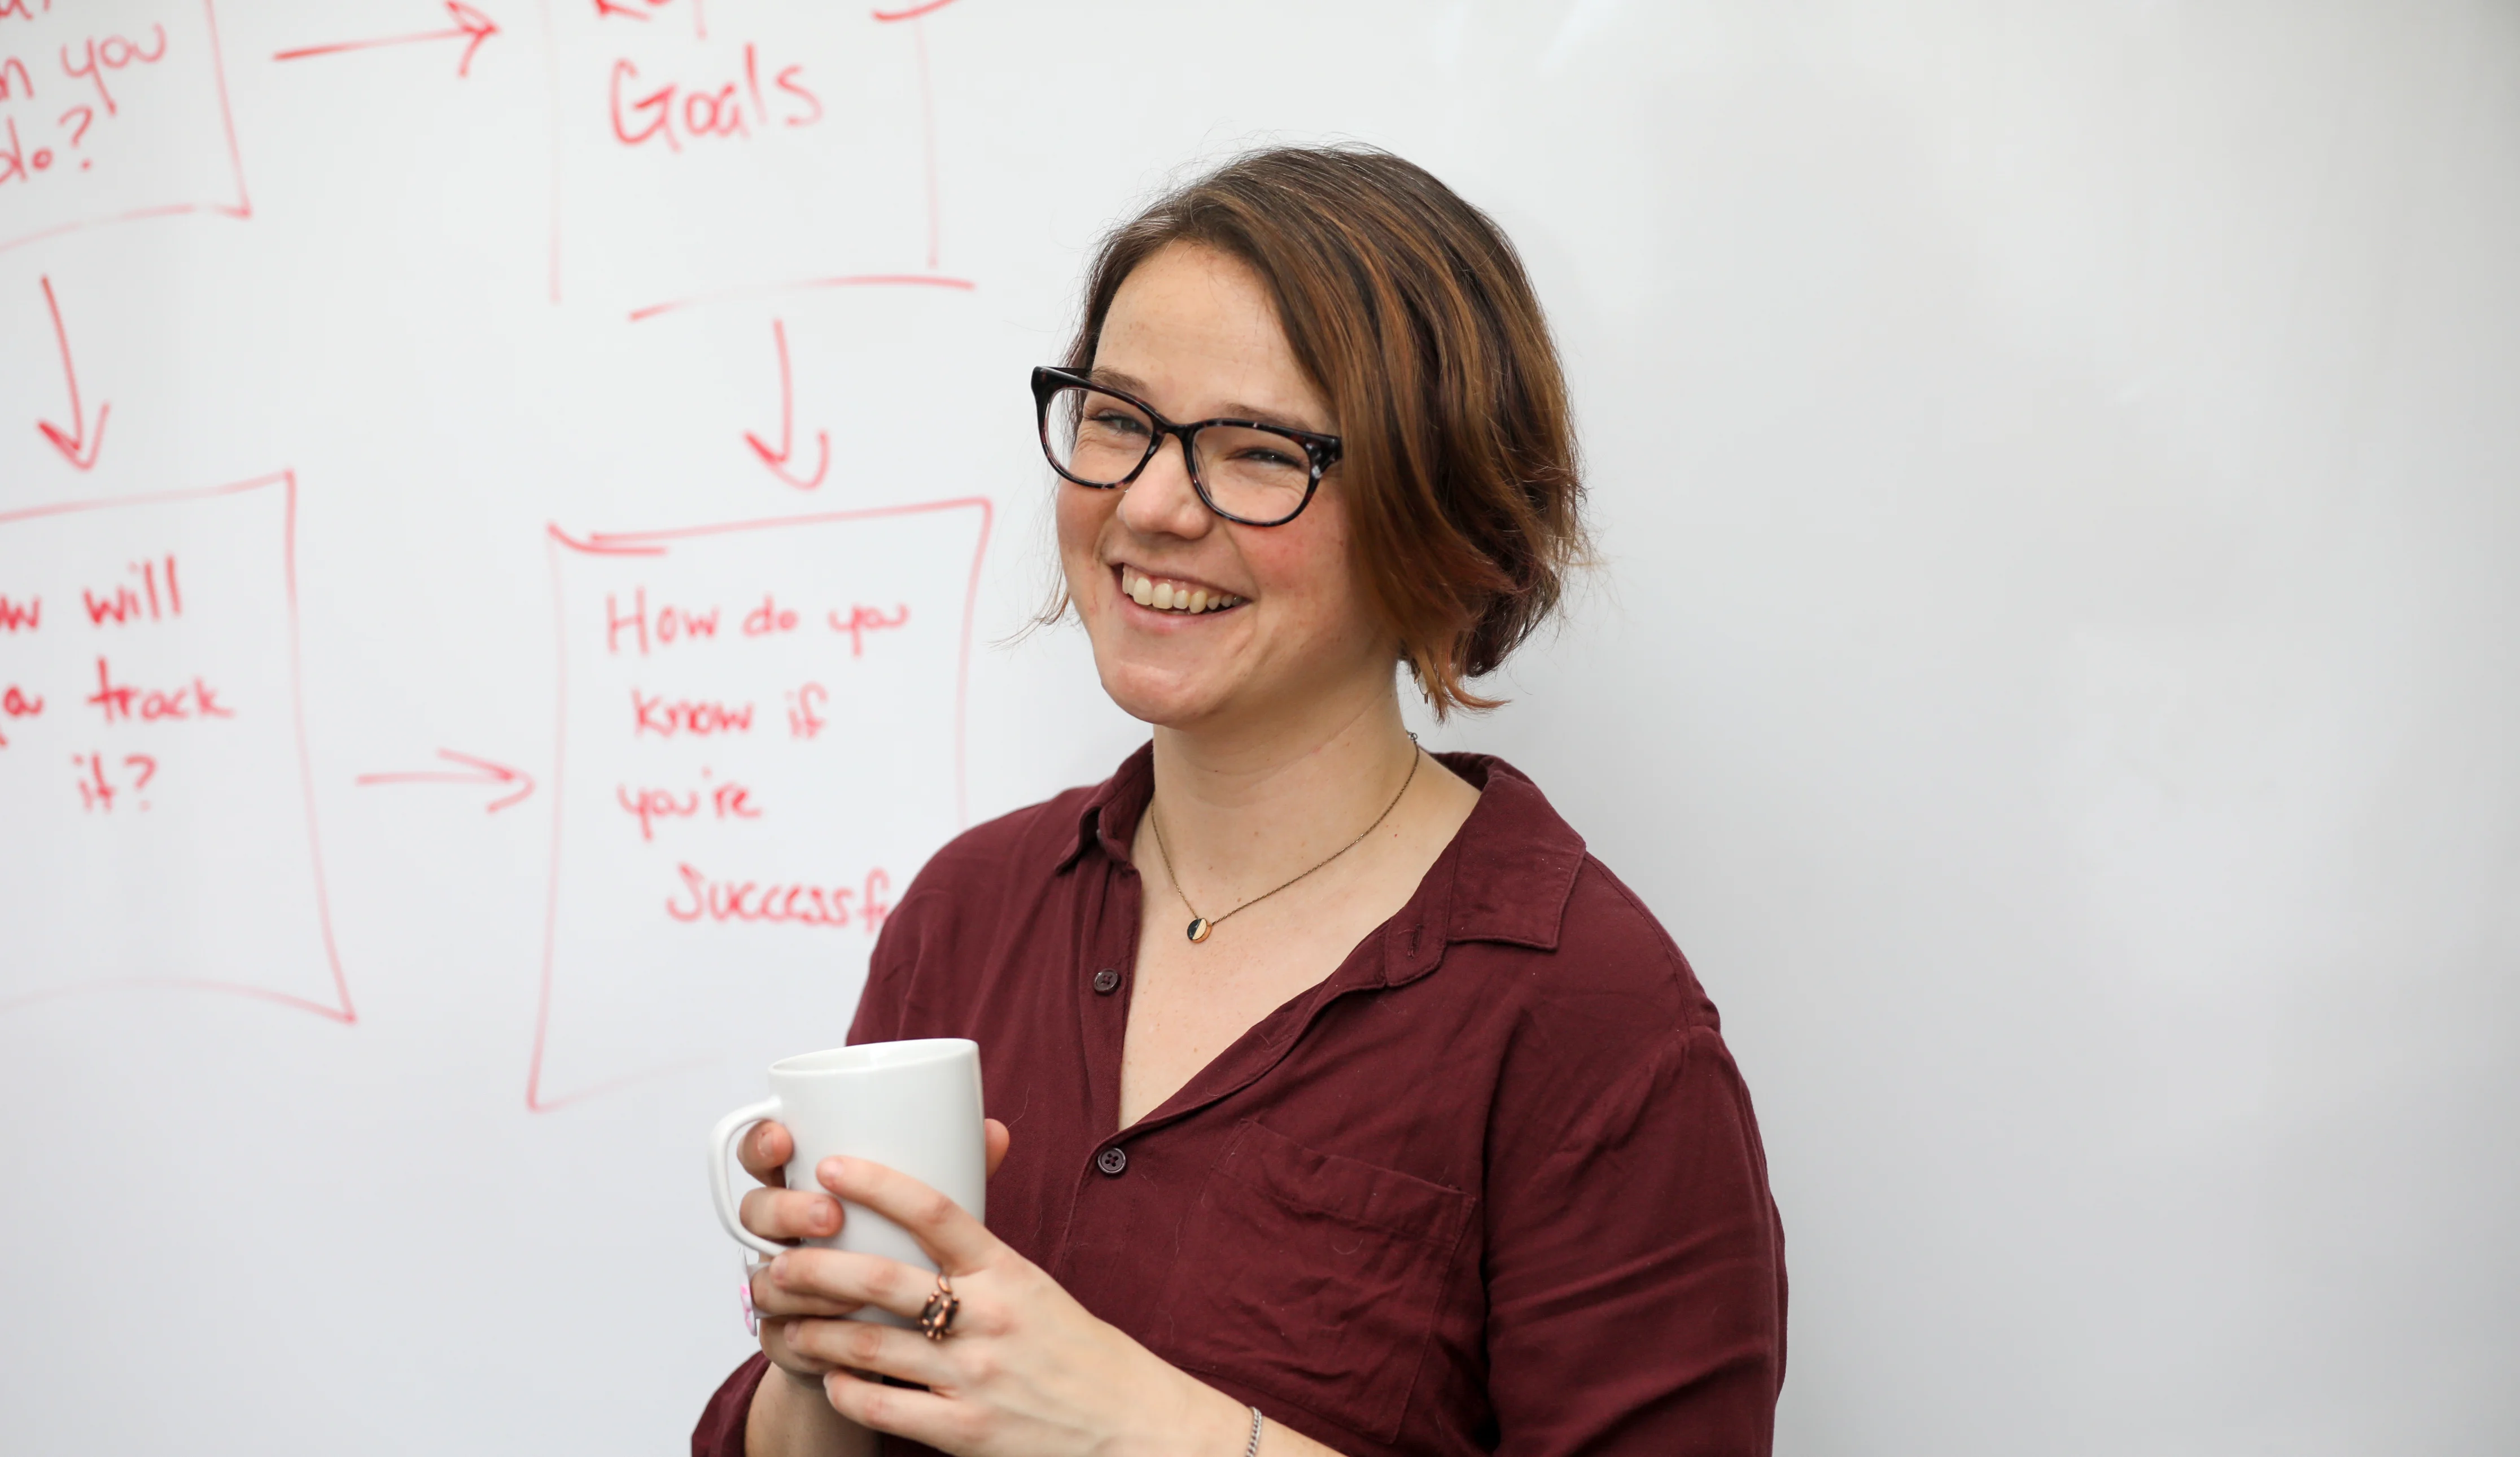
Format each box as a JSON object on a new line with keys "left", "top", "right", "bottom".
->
{"left": 918, "top": 1272, "right": 959, "bottom": 1341}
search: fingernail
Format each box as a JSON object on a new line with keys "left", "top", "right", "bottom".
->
{"left": 769, "top": 1253, "right": 790, "bottom": 1283}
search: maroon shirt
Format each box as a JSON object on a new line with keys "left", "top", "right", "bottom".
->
{"left": 695, "top": 749, "right": 1786, "bottom": 1455}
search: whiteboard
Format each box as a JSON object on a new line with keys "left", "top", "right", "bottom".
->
{"left": 3, "top": 2, "right": 2514, "bottom": 1453}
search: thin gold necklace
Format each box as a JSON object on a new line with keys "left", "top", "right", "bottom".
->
{"left": 1148, "top": 747, "right": 1423, "bottom": 944}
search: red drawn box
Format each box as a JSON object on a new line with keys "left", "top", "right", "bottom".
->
{"left": 0, "top": 0, "right": 252, "bottom": 255}
{"left": 541, "top": 0, "right": 969, "bottom": 316}
{"left": 531, "top": 496, "right": 989, "bottom": 1109}
{"left": 0, "top": 472, "right": 349, "bottom": 1021}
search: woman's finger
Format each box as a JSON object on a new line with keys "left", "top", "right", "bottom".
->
{"left": 815, "top": 1156, "right": 1002, "bottom": 1276}
{"left": 759, "top": 1316, "right": 834, "bottom": 1377}
{"left": 738, "top": 1185, "right": 843, "bottom": 1243}
{"left": 821, "top": 1368, "right": 983, "bottom": 1451}
{"left": 784, "top": 1314, "right": 951, "bottom": 1390}
{"left": 985, "top": 1118, "right": 1010, "bottom": 1179}
{"left": 749, "top": 1263, "right": 865, "bottom": 1320}
{"left": 766, "top": 1247, "right": 933, "bottom": 1323}
{"left": 740, "top": 1121, "right": 794, "bottom": 1187}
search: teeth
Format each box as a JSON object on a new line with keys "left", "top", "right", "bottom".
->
{"left": 1122, "top": 568, "right": 1241, "bottom": 614}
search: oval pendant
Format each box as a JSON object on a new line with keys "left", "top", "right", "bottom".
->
{"left": 1185, "top": 917, "right": 1212, "bottom": 943}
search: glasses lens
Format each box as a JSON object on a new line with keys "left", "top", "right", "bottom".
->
{"left": 1044, "top": 386, "right": 1152, "bottom": 487}
{"left": 1193, "top": 425, "right": 1315, "bottom": 524}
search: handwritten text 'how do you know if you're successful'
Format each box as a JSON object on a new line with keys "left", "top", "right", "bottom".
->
{"left": 602, "top": 583, "right": 908, "bottom": 932}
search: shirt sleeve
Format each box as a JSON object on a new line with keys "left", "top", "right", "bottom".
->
{"left": 690, "top": 1352, "right": 772, "bottom": 1457}
{"left": 1484, "top": 1022, "right": 1788, "bottom": 1455}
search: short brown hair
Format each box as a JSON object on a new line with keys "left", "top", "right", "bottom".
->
{"left": 1063, "top": 146, "right": 1585, "bottom": 716}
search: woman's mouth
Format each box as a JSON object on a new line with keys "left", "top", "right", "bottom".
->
{"left": 1116, "top": 565, "right": 1245, "bottom": 615}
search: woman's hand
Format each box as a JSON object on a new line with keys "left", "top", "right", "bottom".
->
{"left": 763, "top": 1156, "right": 1262, "bottom": 1457}
{"left": 736, "top": 1118, "right": 1012, "bottom": 1382}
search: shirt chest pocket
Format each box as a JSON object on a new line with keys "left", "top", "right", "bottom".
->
{"left": 1154, "top": 1120, "right": 1476, "bottom": 1443}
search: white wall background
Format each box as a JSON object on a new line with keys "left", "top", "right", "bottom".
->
{"left": 1, "top": 2, "right": 2513, "bottom": 1452}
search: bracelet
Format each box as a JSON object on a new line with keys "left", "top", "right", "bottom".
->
{"left": 1243, "top": 1405, "right": 1265, "bottom": 1457}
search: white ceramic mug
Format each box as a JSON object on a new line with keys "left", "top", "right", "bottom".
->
{"left": 707, "top": 1039, "right": 986, "bottom": 1326}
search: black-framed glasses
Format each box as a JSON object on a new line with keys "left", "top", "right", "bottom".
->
{"left": 1032, "top": 365, "right": 1342, "bottom": 528}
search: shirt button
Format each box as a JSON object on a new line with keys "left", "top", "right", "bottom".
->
{"left": 1092, "top": 968, "right": 1121, "bottom": 995}
{"left": 1096, "top": 1146, "right": 1128, "bottom": 1176}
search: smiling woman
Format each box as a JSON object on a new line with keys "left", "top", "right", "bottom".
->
{"left": 695, "top": 147, "right": 1787, "bottom": 1457}
{"left": 1045, "top": 150, "right": 1583, "bottom": 717}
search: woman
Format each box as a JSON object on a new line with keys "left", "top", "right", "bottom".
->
{"left": 695, "top": 147, "right": 1786, "bottom": 1457}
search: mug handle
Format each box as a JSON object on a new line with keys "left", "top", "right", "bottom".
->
{"left": 707, "top": 1096, "right": 791, "bottom": 1259}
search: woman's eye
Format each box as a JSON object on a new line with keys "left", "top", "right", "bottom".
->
{"left": 1087, "top": 410, "right": 1149, "bottom": 437}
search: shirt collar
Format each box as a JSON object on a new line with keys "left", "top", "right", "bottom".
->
{"left": 1054, "top": 743, "right": 1587, "bottom": 977}
{"left": 1053, "top": 741, "right": 1156, "bottom": 876}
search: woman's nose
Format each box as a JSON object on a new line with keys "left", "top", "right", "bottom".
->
{"left": 1115, "top": 434, "right": 1211, "bottom": 539}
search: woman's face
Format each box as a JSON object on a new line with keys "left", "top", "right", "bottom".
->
{"left": 1057, "top": 242, "right": 1391, "bottom": 733}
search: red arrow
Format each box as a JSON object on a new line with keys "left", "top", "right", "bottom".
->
{"left": 35, "top": 277, "right": 107, "bottom": 472}
{"left": 356, "top": 749, "right": 535, "bottom": 813}
{"left": 274, "top": 2, "right": 500, "bottom": 78}
{"left": 744, "top": 319, "right": 830, "bottom": 491}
